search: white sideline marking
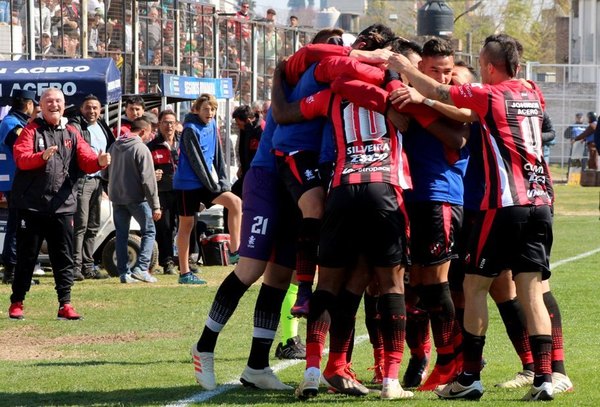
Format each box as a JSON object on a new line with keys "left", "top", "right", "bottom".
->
{"left": 167, "top": 334, "right": 369, "bottom": 407}
{"left": 550, "top": 247, "right": 600, "bottom": 270}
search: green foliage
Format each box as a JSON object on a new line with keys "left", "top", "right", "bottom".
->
{"left": 0, "top": 184, "right": 598, "bottom": 406}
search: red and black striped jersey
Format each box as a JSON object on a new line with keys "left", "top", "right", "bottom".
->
{"left": 449, "top": 80, "right": 552, "bottom": 209}
{"left": 300, "top": 89, "right": 412, "bottom": 189}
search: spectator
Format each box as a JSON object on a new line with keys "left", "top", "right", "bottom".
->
{"left": 8, "top": 88, "right": 110, "bottom": 320}
{"left": 141, "top": 6, "right": 161, "bottom": 62}
{"left": 105, "top": 117, "right": 161, "bottom": 284}
{"left": 37, "top": 32, "right": 58, "bottom": 58}
{"left": 113, "top": 96, "right": 145, "bottom": 138}
{"left": 124, "top": 9, "right": 133, "bottom": 53}
{"left": 289, "top": 15, "right": 298, "bottom": 27}
{"left": 69, "top": 94, "right": 114, "bottom": 281}
{"left": 231, "top": 104, "right": 262, "bottom": 195}
{"left": 573, "top": 111, "right": 597, "bottom": 170}
{"left": 147, "top": 110, "right": 179, "bottom": 275}
{"left": 0, "top": 90, "right": 37, "bottom": 285}
{"left": 174, "top": 94, "right": 241, "bottom": 284}
{"left": 563, "top": 113, "right": 586, "bottom": 140}
{"left": 0, "top": 0, "right": 9, "bottom": 24}
{"left": 20, "top": 0, "right": 50, "bottom": 42}
{"left": 541, "top": 111, "right": 556, "bottom": 163}
{"left": 266, "top": 8, "right": 276, "bottom": 23}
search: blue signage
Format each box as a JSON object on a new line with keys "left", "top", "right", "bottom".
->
{"left": 0, "top": 58, "right": 122, "bottom": 106}
{"left": 160, "top": 74, "right": 234, "bottom": 100}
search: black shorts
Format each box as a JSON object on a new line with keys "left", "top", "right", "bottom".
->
{"left": 448, "top": 208, "right": 478, "bottom": 292}
{"left": 176, "top": 188, "right": 222, "bottom": 216}
{"left": 407, "top": 201, "right": 463, "bottom": 266}
{"left": 465, "top": 205, "right": 553, "bottom": 280}
{"left": 276, "top": 150, "right": 323, "bottom": 203}
{"left": 319, "top": 183, "right": 410, "bottom": 269}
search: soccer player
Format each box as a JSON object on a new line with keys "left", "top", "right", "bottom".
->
{"left": 389, "top": 33, "right": 556, "bottom": 401}
{"left": 272, "top": 24, "right": 395, "bottom": 317}
{"left": 388, "top": 38, "right": 470, "bottom": 390}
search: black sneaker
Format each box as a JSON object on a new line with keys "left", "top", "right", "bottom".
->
{"left": 402, "top": 354, "right": 430, "bottom": 388}
{"left": 73, "top": 270, "right": 85, "bottom": 281}
{"left": 82, "top": 267, "right": 109, "bottom": 280}
{"left": 162, "top": 261, "right": 177, "bottom": 275}
{"left": 275, "top": 335, "right": 306, "bottom": 359}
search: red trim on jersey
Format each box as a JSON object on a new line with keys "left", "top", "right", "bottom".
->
{"left": 315, "top": 56, "right": 385, "bottom": 85}
{"left": 475, "top": 209, "right": 496, "bottom": 267}
{"left": 285, "top": 155, "right": 303, "bottom": 183}
{"left": 442, "top": 203, "right": 453, "bottom": 250}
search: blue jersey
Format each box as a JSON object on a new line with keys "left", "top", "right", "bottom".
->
{"left": 404, "top": 120, "right": 468, "bottom": 205}
{"left": 250, "top": 109, "right": 277, "bottom": 172}
{"left": 0, "top": 110, "right": 28, "bottom": 192}
{"left": 173, "top": 114, "right": 218, "bottom": 190}
{"left": 272, "top": 63, "right": 327, "bottom": 153}
{"left": 463, "top": 123, "right": 485, "bottom": 211}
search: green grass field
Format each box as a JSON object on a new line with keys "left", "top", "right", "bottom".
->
{"left": 1, "top": 183, "right": 599, "bottom": 406}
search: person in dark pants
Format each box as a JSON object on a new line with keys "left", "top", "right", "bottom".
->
{"left": 147, "top": 110, "right": 179, "bottom": 275}
{"left": 0, "top": 90, "right": 36, "bottom": 285}
{"left": 8, "top": 88, "right": 111, "bottom": 320}
{"left": 69, "top": 94, "right": 115, "bottom": 280}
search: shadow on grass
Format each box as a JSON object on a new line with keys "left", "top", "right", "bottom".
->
{"left": 0, "top": 386, "right": 201, "bottom": 406}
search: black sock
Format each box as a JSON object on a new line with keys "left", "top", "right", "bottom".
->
{"left": 197, "top": 272, "right": 249, "bottom": 352}
{"left": 247, "top": 284, "right": 287, "bottom": 369}
{"left": 459, "top": 331, "right": 485, "bottom": 384}
{"left": 543, "top": 291, "right": 567, "bottom": 375}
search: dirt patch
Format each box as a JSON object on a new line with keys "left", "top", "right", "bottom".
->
{"left": 1, "top": 328, "right": 178, "bottom": 361}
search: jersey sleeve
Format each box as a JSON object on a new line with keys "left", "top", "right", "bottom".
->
{"left": 300, "top": 89, "right": 332, "bottom": 120}
{"left": 448, "top": 83, "right": 490, "bottom": 117}
{"left": 314, "top": 56, "right": 384, "bottom": 85}
{"left": 285, "top": 44, "right": 352, "bottom": 86}
{"left": 385, "top": 80, "right": 442, "bottom": 128}
{"left": 330, "top": 77, "right": 388, "bottom": 113}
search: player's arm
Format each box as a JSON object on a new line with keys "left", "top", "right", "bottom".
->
{"left": 271, "top": 62, "right": 329, "bottom": 124}
{"left": 389, "top": 83, "right": 476, "bottom": 122}
{"left": 425, "top": 117, "right": 470, "bottom": 149}
{"left": 388, "top": 53, "right": 455, "bottom": 105}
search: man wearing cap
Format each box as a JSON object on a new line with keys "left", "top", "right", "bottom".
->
{"left": 7, "top": 88, "right": 111, "bottom": 321}
{"left": 0, "top": 89, "right": 37, "bottom": 285}
{"left": 265, "top": 8, "right": 276, "bottom": 24}
{"left": 69, "top": 94, "right": 115, "bottom": 280}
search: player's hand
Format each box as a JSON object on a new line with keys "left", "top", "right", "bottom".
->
{"left": 98, "top": 150, "right": 111, "bottom": 167}
{"left": 389, "top": 84, "right": 424, "bottom": 109}
{"left": 352, "top": 48, "right": 394, "bottom": 65}
{"left": 42, "top": 145, "right": 58, "bottom": 161}
{"left": 388, "top": 53, "right": 412, "bottom": 73}
{"left": 152, "top": 209, "right": 162, "bottom": 221}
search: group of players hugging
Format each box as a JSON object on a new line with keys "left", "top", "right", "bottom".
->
{"left": 190, "top": 23, "right": 572, "bottom": 402}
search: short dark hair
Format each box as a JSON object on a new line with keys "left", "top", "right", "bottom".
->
{"left": 232, "top": 105, "right": 253, "bottom": 121}
{"left": 422, "top": 37, "right": 454, "bottom": 58}
{"left": 354, "top": 24, "right": 395, "bottom": 50}
{"left": 158, "top": 109, "right": 176, "bottom": 121}
{"left": 587, "top": 111, "right": 597, "bottom": 123}
{"left": 311, "top": 28, "right": 344, "bottom": 45}
{"left": 82, "top": 94, "right": 100, "bottom": 104}
{"left": 482, "top": 34, "right": 520, "bottom": 78}
{"left": 388, "top": 37, "right": 422, "bottom": 57}
{"left": 130, "top": 117, "right": 151, "bottom": 132}
{"left": 125, "top": 96, "right": 145, "bottom": 109}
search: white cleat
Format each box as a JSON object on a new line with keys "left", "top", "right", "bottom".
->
{"left": 191, "top": 346, "right": 216, "bottom": 390}
{"left": 522, "top": 381, "right": 554, "bottom": 401}
{"left": 434, "top": 379, "right": 484, "bottom": 400}
{"left": 381, "top": 379, "right": 414, "bottom": 400}
{"left": 495, "top": 370, "right": 534, "bottom": 389}
{"left": 240, "top": 366, "right": 292, "bottom": 390}
{"left": 551, "top": 372, "right": 573, "bottom": 393}
{"left": 294, "top": 367, "right": 320, "bottom": 400}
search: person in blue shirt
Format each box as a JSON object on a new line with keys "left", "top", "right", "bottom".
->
{"left": 0, "top": 89, "right": 37, "bottom": 285}
{"left": 174, "top": 93, "right": 241, "bottom": 284}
